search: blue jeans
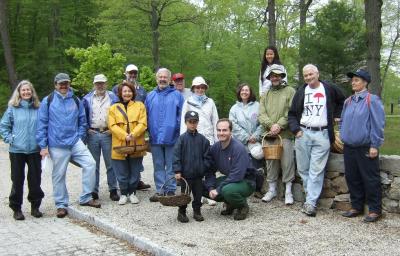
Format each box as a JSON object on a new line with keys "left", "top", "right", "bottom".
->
{"left": 49, "top": 139, "right": 96, "bottom": 209}
{"left": 151, "top": 145, "right": 175, "bottom": 193}
{"left": 111, "top": 157, "right": 142, "bottom": 196}
{"left": 87, "top": 132, "right": 118, "bottom": 192}
{"left": 295, "top": 128, "right": 330, "bottom": 207}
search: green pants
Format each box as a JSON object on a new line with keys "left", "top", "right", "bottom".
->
{"left": 208, "top": 176, "right": 255, "bottom": 209}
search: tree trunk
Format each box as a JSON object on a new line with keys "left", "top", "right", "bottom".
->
{"left": 364, "top": 0, "right": 383, "bottom": 96}
{"left": 298, "top": 0, "right": 312, "bottom": 85}
{"left": 267, "top": 0, "right": 276, "bottom": 47}
{"left": 151, "top": 0, "right": 160, "bottom": 70}
{"left": 0, "top": 0, "right": 18, "bottom": 90}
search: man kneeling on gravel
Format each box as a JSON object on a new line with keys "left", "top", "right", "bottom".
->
{"left": 204, "top": 118, "right": 256, "bottom": 220}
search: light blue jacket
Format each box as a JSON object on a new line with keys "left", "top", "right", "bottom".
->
{"left": 229, "top": 101, "right": 263, "bottom": 145}
{"left": 145, "top": 86, "right": 184, "bottom": 145}
{"left": 0, "top": 100, "right": 40, "bottom": 154}
{"left": 36, "top": 89, "right": 87, "bottom": 148}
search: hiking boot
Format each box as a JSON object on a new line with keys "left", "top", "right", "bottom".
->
{"left": 221, "top": 203, "right": 235, "bottom": 216}
{"left": 118, "top": 195, "right": 128, "bottom": 205}
{"left": 110, "top": 189, "right": 120, "bottom": 201}
{"left": 301, "top": 203, "right": 316, "bottom": 217}
{"left": 234, "top": 204, "right": 249, "bottom": 220}
{"left": 262, "top": 190, "right": 277, "bottom": 203}
{"left": 193, "top": 209, "right": 204, "bottom": 222}
{"left": 149, "top": 193, "right": 161, "bottom": 202}
{"left": 13, "top": 210, "right": 25, "bottom": 221}
{"left": 129, "top": 193, "right": 139, "bottom": 204}
{"left": 177, "top": 210, "right": 189, "bottom": 223}
{"left": 56, "top": 208, "right": 68, "bottom": 218}
{"left": 80, "top": 199, "right": 101, "bottom": 208}
{"left": 137, "top": 180, "right": 151, "bottom": 190}
{"left": 285, "top": 192, "right": 294, "bottom": 205}
{"left": 31, "top": 207, "right": 43, "bottom": 218}
{"left": 91, "top": 192, "right": 99, "bottom": 200}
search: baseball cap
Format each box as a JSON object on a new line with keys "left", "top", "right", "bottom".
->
{"left": 172, "top": 73, "right": 184, "bottom": 81}
{"left": 266, "top": 64, "right": 286, "bottom": 79}
{"left": 93, "top": 74, "right": 107, "bottom": 84}
{"left": 347, "top": 69, "right": 371, "bottom": 83}
{"left": 125, "top": 64, "right": 138, "bottom": 73}
{"left": 184, "top": 111, "right": 199, "bottom": 121}
{"left": 54, "top": 73, "right": 71, "bottom": 83}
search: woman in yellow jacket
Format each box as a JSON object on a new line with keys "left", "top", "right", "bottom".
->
{"left": 108, "top": 81, "right": 147, "bottom": 205}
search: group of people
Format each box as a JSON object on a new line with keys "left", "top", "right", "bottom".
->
{"left": 0, "top": 45, "right": 386, "bottom": 223}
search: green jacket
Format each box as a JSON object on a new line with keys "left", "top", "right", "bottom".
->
{"left": 258, "top": 84, "right": 295, "bottom": 139}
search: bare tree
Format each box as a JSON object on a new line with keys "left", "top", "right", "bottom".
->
{"left": 298, "top": 0, "right": 312, "bottom": 85}
{"left": 132, "top": 0, "right": 196, "bottom": 70}
{"left": 0, "top": 0, "right": 18, "bottom": 90}
{"left": 267, "top": 0, "right": 276, "bottom": 47}
{"left": 364, "top": 0, "right": 383, "bottom": 96}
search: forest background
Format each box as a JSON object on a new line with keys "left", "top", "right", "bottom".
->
{"left": 0, "top": 0, "right": 399, "bottom": 154}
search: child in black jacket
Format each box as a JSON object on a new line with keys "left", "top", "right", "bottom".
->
{"left": 173, "top": 111, "right": 211, "bottom": 222}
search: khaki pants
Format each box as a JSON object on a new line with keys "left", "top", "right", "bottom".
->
{"left": 265, "top": 138, "right": 295, "bottom": 184}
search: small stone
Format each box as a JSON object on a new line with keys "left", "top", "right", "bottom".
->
{"left": 326, "top": 171, "right": 340, "bottom": 179}
{"left": 321, "top": 188, "right": 337, "bottom": 198}
{"left": 331, "top": 176, "right": 348, "bottom": 194}
{"left": 380, "top": 155, "right": 400, "bottom": 176}
{"left": 292, "top": 183, "right": 305, "bottom": 202}
{"left": 334, "top": 193, "right": 350, "bottom": 202}
{"left": 318, "top": 198, "right": 334, "bottom": 209}
{"left": 388, "top": 181, "right": 400, "bottom": 200}
{"left": 327, "top": 153, "right": 345, "bottom": 173}
{"left": 380, "top": 172, "right": 392, "bottom": 185}
{"left": 382, "top": 198, "right": 400, "bottom": 213}
{"left": 334, "top": 201, "right": 352, "bottom": 211}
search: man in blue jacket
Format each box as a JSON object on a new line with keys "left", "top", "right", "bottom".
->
{"left": 83, "top": 74, "right": 119, "bottom": 202}
{"left": 145, "top": 68, "right": 184, "bottom": 202}
{"left": 204, "top": 118, "right": 256, "bottom": 220}
{"left": 37, "top": 73, "right": 99, "bottom": 218}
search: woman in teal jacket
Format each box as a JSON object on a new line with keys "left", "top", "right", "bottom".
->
{"left": 0, "top": 80, "right": 44, "bottom": 220}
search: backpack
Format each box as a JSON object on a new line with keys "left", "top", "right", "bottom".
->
{"left": 47, "top": 92, "right": 80, "bottom": 109}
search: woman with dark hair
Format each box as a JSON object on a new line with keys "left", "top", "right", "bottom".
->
{"left": 259, "top": 46, "right": 287, "bottom": 96}
{"left": 229, "top": 83, "right": 264, "bottom": 195}
{"left": 108, "top": 81, "right": 147, "bottom": 205}
{"left": 0, "top": 80, "right": 44, "bottom": 220}
{"left": 340, "top": 69, "right": 385, "bottom": 222}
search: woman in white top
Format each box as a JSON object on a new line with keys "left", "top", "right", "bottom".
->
{"left": 259, "top": 46, "right": 287, "bottom": 97}
{"left": 180, "top": 76, "right": 219, "bottom": 145}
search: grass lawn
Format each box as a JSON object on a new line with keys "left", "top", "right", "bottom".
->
{"left": 381, "top": 116, "right": 400, "bottom": 155}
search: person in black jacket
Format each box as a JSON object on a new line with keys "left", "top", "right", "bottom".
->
{"left": 288, "top": 64, "right": 345, "bottom": 217}
{"left": 173, "top": 111, "right": 211, "bottom": 223}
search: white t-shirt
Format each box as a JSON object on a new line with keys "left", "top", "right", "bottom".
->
{"left": 300, "top": 83, "right": 328, "bottom": 127}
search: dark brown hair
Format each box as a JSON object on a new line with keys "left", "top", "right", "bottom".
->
{"left": 216, "top": 118, "right": 232, "bottom": 131}
{"left": 117, "top": 81, "right": 136, "bottom": 102}
{"left": 236, "top": 83, "right": 256, "bottom": 102}
{"left": 260, "top": 46, "right": 283, "bottom": 82}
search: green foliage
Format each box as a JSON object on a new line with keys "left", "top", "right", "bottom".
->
{"left": 65, "top": 44, "right": 126, "bottom": 96}
{"left": 139, "top": 66, "right": 157, "bottom": 92}
{"left": 381, "top": 117, "right": 400, "bottom": 155}
{"left": 0, "top": 84, "right": 11, "bottom": 114}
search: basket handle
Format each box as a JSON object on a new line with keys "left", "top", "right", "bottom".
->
{"left": 262, "top": 133, "right": 283, "bottom": 147}
{"left": 160, "top": 177, "right": 190, "bottom": 195}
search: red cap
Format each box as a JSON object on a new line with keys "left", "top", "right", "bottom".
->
{"left": 172, "top": 73, "right": 184, "bottom": 81}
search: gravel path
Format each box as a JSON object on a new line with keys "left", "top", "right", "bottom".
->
{"left": 1, "top": 141, "right": 400, "bottom": 255}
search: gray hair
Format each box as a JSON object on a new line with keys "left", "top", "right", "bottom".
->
{"left": 303, "top": 64, "right": 319, "bottom": 73}
{"left": 156, "top": 68, "right": 171, "bottom": 78}
{"left": 8, "top": 80, "right": 40, "bottom": 108}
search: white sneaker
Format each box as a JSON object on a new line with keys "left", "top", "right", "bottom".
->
{"left": 285, "top": 192, "right": 294, "bottom": 205}
{"left": 262, "top": 190, "right": 277, "bottom": 202}
{"left": 118, "top": 195, "right": 128, "bottom": 205}
{"left": 129, "top": 194, "right": 139, "bottom": 204}
{"left": 201, "top": 197, "right": 217, "bottom": 206}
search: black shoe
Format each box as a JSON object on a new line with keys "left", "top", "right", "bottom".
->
{"left": 193, "top": 210, "right": 204, "bottom": 222}
{"left": 221, "top": 203, "right": 234, "bottom": 216}
{"left": 234, "top": 205, "right": 249, "bottom": 220}
{"left": 137, "top": 180, "right": 151, "bottom": 190}
{"left": 149, "top": 193, "right": 161, "bottom": 202}
{"left": 92, "top": 192, "right": 99, "bottom": 200}
{"left": 109, "top": 190, "right": 120, "bottom": 201}
{"left": 166, "top": 191, "right": 175, "bottom": 196}
{"left": 177, "top": 210, "right": 189, "bottom": 223}
{"left": 31, "top": 208, "right": 43, "bottom": 218}
{"left": 363, "top": 213, "right": 382, "bottom": 223}
{"left": 342, "top": 209, "right": 363, "bottom": 218}
{"left": 13, "top": 210, "right": 25, "bottom": 221}
{"left": 56, "top": 208, "right": 68, "bottom": 218}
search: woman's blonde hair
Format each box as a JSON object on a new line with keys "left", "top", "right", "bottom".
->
{"left": 8, "top": 80, "right": 40, "bottom": 108}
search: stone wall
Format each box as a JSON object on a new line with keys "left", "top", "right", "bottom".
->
{"left": 275, "top": 153, "right": 400, "bottom": 213}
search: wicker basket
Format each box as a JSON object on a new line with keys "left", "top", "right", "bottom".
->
{"left": 113, "top": 139, "right": 149, "bottom": 155}
{"left": 331, "top": 130, "right": 344, "bottom": 154}
{"left": 262, "top": 134, "right": 283, "bottom": 160}
{"left": 158, "top": 177, "right": 192, "bottom": 207}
